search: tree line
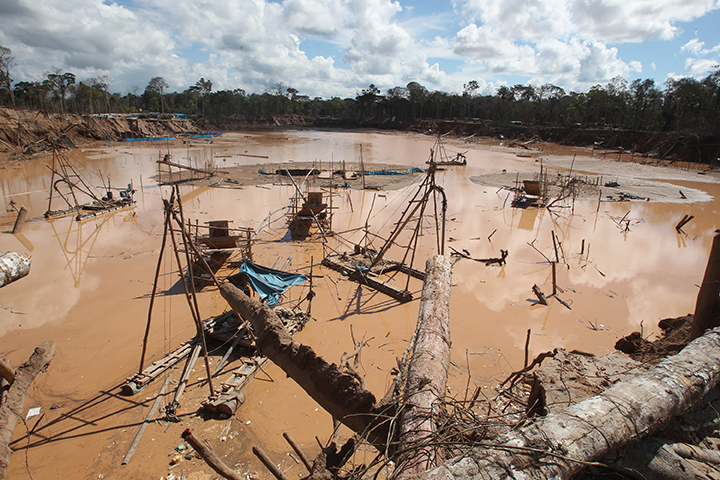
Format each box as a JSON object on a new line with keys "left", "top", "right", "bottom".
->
{"left": 1, "top": 45, "right": 719, "bottom": 134}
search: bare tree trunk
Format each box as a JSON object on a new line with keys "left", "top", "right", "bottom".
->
{"left": 416, "top": 327, "right": 720, "bottom": 480}
{"left": 690, "top": 230, "right": 720, "bottom": 339}
{"left": 0, "top": 340, "right": 55, "bottom": 479}
{"left": 219, "top": 283, "right": 390, "bottom": 447}
{"left": 395, "top": 256, "right": 452, "bottom": 479}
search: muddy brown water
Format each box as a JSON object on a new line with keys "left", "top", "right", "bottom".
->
{"left": 1, "top": 130, "right": 719, "bottom": 479}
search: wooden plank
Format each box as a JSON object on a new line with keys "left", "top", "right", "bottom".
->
{"left": 322, "top": 254, "right": 413, "bottom": 302}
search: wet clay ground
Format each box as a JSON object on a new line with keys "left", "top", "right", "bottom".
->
{"left": 1, "top": 130, "right": 719, "bottom": 479}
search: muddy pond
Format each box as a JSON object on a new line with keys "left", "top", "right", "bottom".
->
{"left": 1, "top": 130, "right": 719, "bottom": 480}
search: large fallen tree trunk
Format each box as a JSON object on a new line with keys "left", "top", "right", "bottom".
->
{"left": 415, "top": 326, "right": 720, "bottom": 480}
{"left": 394, "top": 256, "right": 452, "bottom": 479}
{"left": 0, "top": 340, "right": 55, "bottom": 479}
{"left": 218, "top": 255, "right": 453, "bottom": 455}
{"left": 0, "top": 252, "right": 31, "bottom": 288}
{"left": 690, "top": 230, "right": 720, "bottom": 340}
{"left": 219, "top": 282, "right": 389, "bottom": 446}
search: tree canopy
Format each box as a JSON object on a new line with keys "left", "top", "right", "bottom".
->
{"left": 0, "top": 45, "right": 718, "bottom": 135}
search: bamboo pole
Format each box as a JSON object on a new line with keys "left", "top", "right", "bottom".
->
{"left": 121, "top": 373, "right": 173, "bottom": 465}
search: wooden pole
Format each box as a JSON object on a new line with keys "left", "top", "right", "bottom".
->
{"left": 283, "top": 432, "right": 312, "bottom": 472}
{"left": 551, "top": 262, "right": 557, "bottom": 295}
{"left": 253, "top": 445, "right": 291, "bottom": 480}
{"left": 138, "top": 203, "right": 171, "bottom": 374}
{"left": 690, "top": 231, "right": 720, "bottom": 339}
{"left": 173, "top": 187, "right": 215, "bottom": 397}
{"left": 182, "top": 429, "right": 244, "bottom": 480}
{"left": 523, "top": 329, "right": 531, "bottom": 369}
{"left": 11, "top": 206, "right": 27, "bottom": 234}
{"left": 122, "top": 373, "right": 173, "bottom": 465}
{"left": 395, "top": 256, "right": 452, "bottom": 480}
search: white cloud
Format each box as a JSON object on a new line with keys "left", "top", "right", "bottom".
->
{"left": 459, "top": 0, "right": 718, "bottom": 43}
{"left": 679, "top": 38, "right": 720, "bottom": 77}
{"left": 0, "top": 0, "right": 718, "bottom": 99}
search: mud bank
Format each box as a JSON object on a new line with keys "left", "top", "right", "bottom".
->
{"left": 0, "top": 107, "right": 208, "bottom": 155}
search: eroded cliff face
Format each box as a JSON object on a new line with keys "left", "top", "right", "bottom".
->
{"left": 0, "top": 108, "right": 207, "bottom": 154}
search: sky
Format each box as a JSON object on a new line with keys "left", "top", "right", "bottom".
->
{"left": 1, "top": 0, "right": 719, "bottom": 99}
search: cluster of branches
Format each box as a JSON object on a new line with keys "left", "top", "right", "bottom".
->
{"left": 1, "top": 44, "right": 719, "bottom": 134}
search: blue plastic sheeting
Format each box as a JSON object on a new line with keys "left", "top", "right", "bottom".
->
{"left": 189, "top": 132, "right": 223, "bottom": 139}
{"left": 364, "top": 167, "right": 422, "bottom": 175}
{"left": 258, "top": 169, "right": 272, "bottom": 175}
{"left": 231, "top": 259, "right": 306, "bottom": 307}
{"left": 122, "top": 136, "right": 176, "bottom": 142}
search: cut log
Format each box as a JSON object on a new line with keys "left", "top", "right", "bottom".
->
{"left": 11, "top": 207, "right": 27, "bottom": 234}
{"left": 690, "top": 231, "right": 720, "bottom": 339}
{"left": 394, "top": 256, "right": 452, "bottom": 480}
{"left": 416, "top": 327, "right": 720, "bottom": 480}
{"left": 0, "top": 340, "right": 55, "bottom": 479}
{"left": 0, "top": 252, "right": 31, "bottom": 288}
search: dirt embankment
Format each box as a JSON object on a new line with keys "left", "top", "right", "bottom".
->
{"left": 0, "top": 107, "right": 211, "bottom": 155}
{"left": 3, "top": 106, "right": 719, "bottom": 168}
{"left": 411, "top": 119, "right": 720, "bottom": 166}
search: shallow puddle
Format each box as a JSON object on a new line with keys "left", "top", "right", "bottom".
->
{"left": 1, "top": 130, "right": 718, "bottom": 479}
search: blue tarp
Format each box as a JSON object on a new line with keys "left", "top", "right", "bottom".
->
{"left": 364, "top": 167, "right": 422, "bottom": 175}
{"left": 231, "top": 259, "right": 306, "bottom": 307}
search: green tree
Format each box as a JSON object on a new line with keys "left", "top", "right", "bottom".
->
{"left": 146, "top": 76, "right": 169, "bottom": 113}
{"left": 0, "top": 46, "right": 16, "bottom": 105}
{"left": 46, "top": 71, "right": 76, "bottom": 113}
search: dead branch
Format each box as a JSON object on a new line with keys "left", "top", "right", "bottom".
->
{"left": 0, "top": 341, "right": 55, "bottom": 479}
{"left": 417, "top": 327, "right": 720, "bottom": 480}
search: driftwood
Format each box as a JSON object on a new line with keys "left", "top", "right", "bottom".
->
{"left": 690, "top": 231, "right": 720, "bottom": 340}
{"left": 395, "top": 256, "right": 452, "bottom": 479}
{"left": 675, "top": 214, "right": 694, "bottom": 233}
{"left": 531, "top": 284, "right": 548, "bottom": 305}
{"left": 416, "top": 327, "right": 720, "bottom": 480}
{"left": 0, "top": 340, "right": 55, "bottom": 479}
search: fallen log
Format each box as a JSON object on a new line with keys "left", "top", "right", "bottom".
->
{"left": 395, "top": 256, "right": 452, "bottom": 480}
{"left": 0, "top": 252, "right": 31, "bottom": 288}
{"left": 416, "top": 326, "right": 720, "bottom": 480}
{"left": 219, "top": 282, "right": 389, "bottom": 446}
{"left": 0, "top": 340, "right": 55, "bottom": 479}
{"left": 690, "top": 230, "right": 720, "bottom": 340}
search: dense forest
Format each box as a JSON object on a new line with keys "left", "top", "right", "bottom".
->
{"left": 1, "top": 45, "right": 719, "bottom": 135}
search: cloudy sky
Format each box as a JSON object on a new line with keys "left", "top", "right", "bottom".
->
{"left": 1, "top": 0, "right": 719, "bottom": 99}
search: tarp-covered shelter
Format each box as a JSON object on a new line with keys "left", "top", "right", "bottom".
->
{"left": 228, "top": 259, "right": 306, "bottom": 307}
